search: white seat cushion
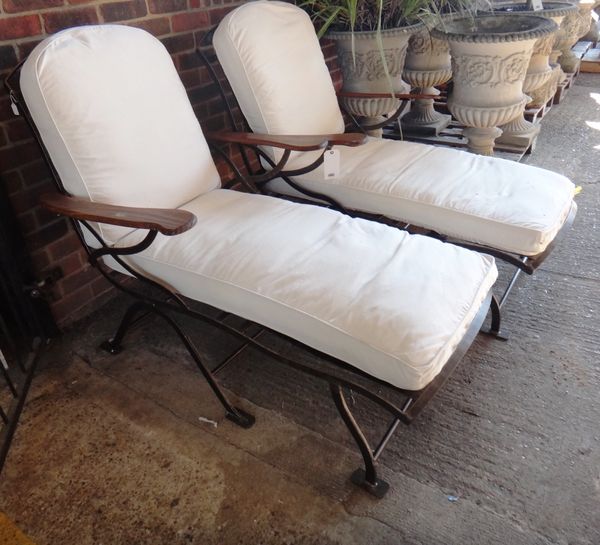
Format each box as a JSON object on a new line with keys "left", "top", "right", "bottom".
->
{"left": 214, "top": 1, "right": 575, "bottom": 257}
{"left": 19, "top": 23, "right": 498, "bottom": 392}
{"left": 118, "top": 189, "right": 497, "bottom": 391}
{"left": 267, "top": 138, "right": 576, "bottom": 257}
{"left": 21, "top": 25, "right": 220, "bottom": 244}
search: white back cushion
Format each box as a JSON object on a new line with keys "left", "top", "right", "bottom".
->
{"left": 214, "top": 1, "right": 345, "bottom": 140}
{"left": 21, "top": 25, "right": 220, "bottom": 243}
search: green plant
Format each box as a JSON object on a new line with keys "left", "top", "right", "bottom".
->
{"left": 299, "top": 0, "right": 480, "bottom": 37}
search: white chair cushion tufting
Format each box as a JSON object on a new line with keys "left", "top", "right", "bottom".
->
{"left": 21, "top": 25, "right": 220, "bottom": 244}
{"left": 214, "top": 1, "right": 575, "bottom": 257}
{"left": 119, "top": 189, "right": 497, "bottom": 391}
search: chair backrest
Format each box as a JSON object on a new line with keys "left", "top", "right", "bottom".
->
{"left": 214, "top": 1, "right": 345, "bottom": 145}
{"left": 21, "top": 25, "right": 220, "bottom": 243}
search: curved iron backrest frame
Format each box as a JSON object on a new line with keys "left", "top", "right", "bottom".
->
{"left": 4, "top": 58, "right": 495, "bottom": 498}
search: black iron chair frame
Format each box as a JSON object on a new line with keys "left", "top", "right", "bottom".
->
{"left": 197, "top": 33, "right": 576, "bottom": 322}
{"left": 6, "top": 60, "right": 499, "bottom": 498}
{"left": 0, "top": 328, "right": 44, "bottom": 474}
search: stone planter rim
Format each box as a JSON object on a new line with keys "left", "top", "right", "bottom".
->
{"left": 487, "top": 2, "right": 578, "bottom": 18}
{"left": 430, "top": 14, "right": 557, "bottom": 43}
{"left": 328, "top": 21, "right": 424, "bottom": 40}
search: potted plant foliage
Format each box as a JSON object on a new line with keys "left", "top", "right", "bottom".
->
{"left": 300, "top": 0, "right": 428, "bottom": 133}
{"left": 301, "top": 0, "right": 426, "bottom": 94}
{"left": 299, "top": 0, "right": 482, "bottom": 133}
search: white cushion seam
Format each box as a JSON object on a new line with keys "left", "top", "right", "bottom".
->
{"left": 290, "top": 173, "right": 573, "bottom": 253}
{"left": 124, "top": 250, "right": 494, "bottom": 373}
{"left": 33, "top": 36, "right": 94, "bottom": 205}
{"left": 223, "top": 13, "right": 273, "bottom": 135}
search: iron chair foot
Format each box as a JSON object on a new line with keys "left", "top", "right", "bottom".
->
{"left": 480, "top": 328, "right": 509, "bottom": 342}
{"left": 330, "top": 383, "right": 390, "bottom": 498}
{"left": 99, "top": 338, "right": 123, "bottom": 355}
{"left": 226, "top": 407, "right": 256, "bottom": 429}
{"left": 99, "top": 301, "right": 149, "bottom": 355}
{"left": 351, "top": 468, "right": 390, "bottom": 499}
{"left": 99, "top": 301, "right": 256, "bottom": 429}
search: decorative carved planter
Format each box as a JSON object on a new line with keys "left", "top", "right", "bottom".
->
{"left": 329, "top": 24, "right": 423, "bottom": 135}
{"left": 582, "top": 4, "right": 600, "bottom": 41}
{"left": 401, "top": 17, "right": 453, "bottom": 135}
{"left": 489, "top": 4, "right": 572, "bottom": 147}
{"left": 431, "top": 15, "right": 556, "bottom": 155}
{"left": 528, "top": 0, "right": 576, "bottom": 109}
{"left": 558, "top": 0, "right": 595, "bottom": 73}
{"left": 528, "top": 63, "right": 562, "bottom": 108}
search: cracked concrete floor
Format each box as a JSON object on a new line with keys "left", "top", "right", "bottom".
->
{"left": 0, "top": 74, "right": 599, "bottom": 545}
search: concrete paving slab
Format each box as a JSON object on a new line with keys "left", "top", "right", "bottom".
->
{"left": 1, "top": 358, "right": 402, "bottom": 545}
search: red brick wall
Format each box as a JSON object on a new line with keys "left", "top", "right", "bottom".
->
{"left": 0, "top": 0, "right": 341, "bottom": 327}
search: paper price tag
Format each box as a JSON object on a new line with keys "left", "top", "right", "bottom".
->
{"left": 10, "top": 100, "right": 19, "bottom": 116}
{"left": 323, "top": 149, "right": 340, "bottom": 179}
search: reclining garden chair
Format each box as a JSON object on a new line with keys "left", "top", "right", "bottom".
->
{"left": 210, "top": 0, "right": 577, "bottom": 312}
{"left": 6, "top": 24, "right": 499, "bottom": 498}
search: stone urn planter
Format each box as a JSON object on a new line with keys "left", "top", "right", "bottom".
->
{"left": 527, "top": 1, "right": 578, "bottom": 108}
{"left": 557, "top": 0, "right": 596, "bottom": 73}
{"left": 431, "top": 15, "right": 557, "bottom": 155}
{"left": 489, "top": 4, "right": 573, "bottom": 147}
{"left": 329, "top": 24, "right": 423, "bottom": 135}
{"left": 581, "top": 3, "right": 600, "bottom": 41}
{"left": 401, "top": 17, "right": 454, "bottom": 135}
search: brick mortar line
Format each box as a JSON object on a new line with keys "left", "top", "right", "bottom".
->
{"left": 0, "top": 7, "right": 221, "bottom": 44}
{"left": 0, "top": 3, "right": 213, "bottom": 19}
{"left": 0, "top": 24, "right": 198, "bottom": 48}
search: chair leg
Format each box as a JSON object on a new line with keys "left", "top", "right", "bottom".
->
{"left": 498, "top": 266, "right": 523, "bottom": 308}
{"left": 329, "top": 383, "right": 390, "bottom": 498}
{"left": 100, "top": 301, "right": 149, "bottom": 355}
{"left": 480, "top": 294, "right": 509, "bottom": 342}
{"left": 101, "top": 301, "right": 255, "bottom": 429}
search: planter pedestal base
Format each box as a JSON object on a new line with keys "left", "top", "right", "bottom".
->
{"left": 361, "top": 117, "right": 385, "bottom": 138}
{"left": 496, "top": 114, "right": 541, "bottom": 150}
{"left": 400, "top": 91, "right": 451, "bottom": 135}
{"left": 340, "top": 96, "right": 401, "bottom": 138}
{"left": 463, "top": 127, "right": 503, "bottom": 156}
{"left": 559, "top": 50, "right": 582, "bottom": 74}
{"left": 400, "top": 98, "right": 452, "bottom": 136}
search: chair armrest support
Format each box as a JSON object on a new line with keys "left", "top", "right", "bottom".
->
{"left": 206, "top": 131, "right": 367, "bottom": 151}
{"left": 40, "top": 193, "right": 197, "bottom": 236}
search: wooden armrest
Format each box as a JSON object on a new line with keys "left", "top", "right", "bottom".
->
{"left": 337, "top": 91, "right": 439, "bottom": 100}
{"left": 40, "top": 193, "right": 197, "bottom": 236}
{"left": 206, "top": 131, "right": 366, "bottom": 151}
